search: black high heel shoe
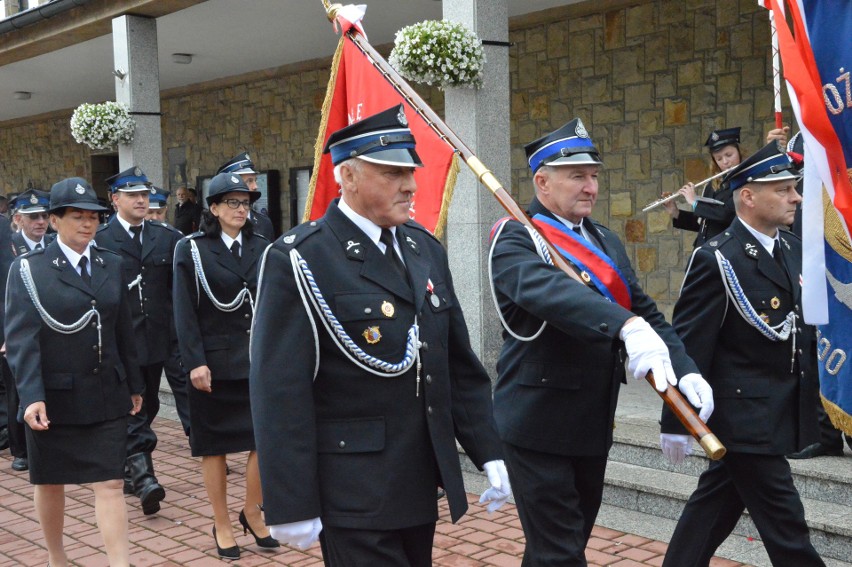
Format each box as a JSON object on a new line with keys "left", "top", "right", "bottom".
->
{"left": 239, "top": 509, "right": 280, "bottom": 548}
{"left": 212, "top": 526, "right": 240, "bottom": 560}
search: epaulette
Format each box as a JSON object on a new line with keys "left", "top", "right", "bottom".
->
{"left": 701, "top": 229, "right": 735, "bottom": 250}
{"left": 90, "top": 243, "right": 122, "bottom": 258}
{"left": 19, "top": 245, "right": 45, "bottom": 258}
{"left": 96, "top": 223, "right": 110, "bottom": 233}
{"left": 779, "top": 227, "right": 801, "bottom": 241}
{"left": 278, "top": 220, "right": 322, "bottom": 249}
{"left": 403, "top": 219, "right": 441, "bottom": 244}
{"left": 252, "top": 232, "right": 270, "bottom": 243}
{"left": 185, "top": 231, "right": 205, "bottom": 240}
{"left": 148, "top": 220, "right": 181, "bottom": 234}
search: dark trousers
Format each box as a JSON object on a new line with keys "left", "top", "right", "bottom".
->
{"left": 126, "top": 362, "right": 164, "bottom": 455}
{"left": 319, "top": 522, "right": 435, "bottom": 567}
{"left": 1, "top": 359, "right": 25, "bottom": 458}
{"left": 163, "top": 341, "right": 191, "bottom": 436}
{"left": 817, "top": 399, "right": 847, "bottom": 450}
{"left": 503, "top": 442, "right": 607, "bottom": 567}
{"left": 663, "top": 453, "right": 824, "bottom": 567}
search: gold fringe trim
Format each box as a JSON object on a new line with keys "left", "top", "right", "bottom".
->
{"left": 303, "top": 36, "right": 346, "bottom": 224}
{"left": 822, "top": 184, "right": 852, "bottom": 263}
{"left": 433, "top": 155, "right": 460, "bottom": 240}
{"left": 821, "top": 392, "right": 852, "bottom": 436}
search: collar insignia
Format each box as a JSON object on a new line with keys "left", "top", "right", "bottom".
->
{"left": 745, "top": 243, "right": 758, "bottom": 258}
{"left": 346, "top": 240, "right": 360, "bottom": 250}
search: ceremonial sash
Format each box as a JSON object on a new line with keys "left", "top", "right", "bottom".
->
{"left": 531, "top": 215, "right": 632, "bottom": 310}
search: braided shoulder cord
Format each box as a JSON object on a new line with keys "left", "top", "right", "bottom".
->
{"left": 289, "top": 248, "right": 419, "bottom": 377}
{"left": 20, "top": 258, "right": 102, "bottom": 363}
{"left": 487, "top": 219, "right": 548, "bottom": 342}
{"left": 190, "top": 239, "right": 254, "bottom": 315}
{"left": 714, "top": 250, "right": 797, "bottom": 342}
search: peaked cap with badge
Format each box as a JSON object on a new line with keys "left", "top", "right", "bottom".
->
{"left": 49, "top": 177, "right": 108, "bottom": 212}
{"left": 324, "top": 104, "right": 423, "bottom": 168}
{"left": 205, "top": 172, "right": 261, "bottom": 206}
{"left": 105, "top": 166, "right": 153, "bottom": 193}
{"left": 12, "top": 189, "right": 50, "bottom": 214}
{"left": 148, "top": 187, "right": 170, "bottom": 210}
{"left": 704, "top": 127, "right": 741, "bottom": 152}
{"left": 722, "top": 141, "right": 801, "bottom": 192}
{"left": 217, "top": 152, "right": 258, "bottom": 176}
{"left": 525, "top": 117, "right": 603, "bottom": 173}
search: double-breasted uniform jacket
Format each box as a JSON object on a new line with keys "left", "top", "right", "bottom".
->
{"left": 491, "top": 198, "right": 699, "bottom": 456}
{"left": 250, "top": 200, "right": 503, "bottom": 530}
{"left": 96, "top": 219, "right": 182, "bottom": 365}
{"left": 672, "top": 182, "right": 736, "bottom": 248}
{"left": 250, "top": 210, "right": 275, "bottom": 241}
{"left": 662, "top": 219, "right": 818, "bottom": 454}
{"left": 11, "top": 232, "right": 55, "bottom": 257}
{"left": 4, "top": 242, "right": 144, "bottom": 424}
{"left": 172, "top": 231, "right": 265, "bottom": 380}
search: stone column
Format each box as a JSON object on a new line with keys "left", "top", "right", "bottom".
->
{"left": 443, "top": 0, "right": 510, "bottom": 374}
{"left": 112, "top": 15, "right": 163, "bottom": 186}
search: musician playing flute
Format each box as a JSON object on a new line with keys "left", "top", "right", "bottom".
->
{"left": 489, "top": 118, "right": 714, "bottom": 566}
{"left": 663, "top": 127, "right": 744, "bottom": 248}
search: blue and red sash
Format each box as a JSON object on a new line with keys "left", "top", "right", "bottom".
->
{"left": 491, "top": 215, "right": 632, "bottom": 310}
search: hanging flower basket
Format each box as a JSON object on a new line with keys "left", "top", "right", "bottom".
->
{"left": 389, "top": 19, "right": 486, "bottom": 89}
{"left": 70, "top": 101, "right": 136, "bottom": 150}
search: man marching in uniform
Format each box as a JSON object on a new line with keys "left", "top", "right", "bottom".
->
{"left": 96, "top": 167, "right": 182, "bottom": 515}
{"left": 250, "top": 105, "right": 511, "bottom": 565}
{"left": 217, "top": 153, "right": 275, "bottom": 241}
{"left": 661, "top": 143, "right": 824, "bottom": 566}
{"left": 2, "top": 189, "right": 54, "bottom": 472}
{"left": 489, "top": 118, "right": 712, "bottom": 566}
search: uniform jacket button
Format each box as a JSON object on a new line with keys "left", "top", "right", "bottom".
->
{"left": 90, "top": 299, "right": 97, "bottom": 306}
{"left": 93, "top": 368, "right": 99, "bottom": 374}
{"left": 541, "top": 378, "right": 548, "bottom": 383}
{"left": 421, "top": 341, "right": 428, "bottom": 352}
{"left": 246, "top": 329, "right": 251, "bottom": 335}
{"left": 425, "top": 375, "right": 432, "bottom": 385}
{"left": 427, "top": 406, "right": 433, "bottom": 416}
{"left": 599, "top": 323, "right": 608, "bottom": 332}
{"left": 92, "top": 345, "right": 98, "bottom": 351}
{"left": 736, "top": 388, "right": 741, "bottom": 394}
{"left": 338, "top": 441, "right": 346, "bottom": 449}
{"left": 244, "top": 314, "right": 250, "bottom": 319}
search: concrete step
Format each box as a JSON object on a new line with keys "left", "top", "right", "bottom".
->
{"left": 611, "top": 416, "right": 852, "bottom": 507}
{"left": 606, "top": 415, "right": 852, "bottom": 565}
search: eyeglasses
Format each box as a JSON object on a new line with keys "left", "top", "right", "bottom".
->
{"left": 23, "top": 213, "right": 50, "bottom": 220}
{"left": 221, "top": 199, "right": 252, "bottom": 210}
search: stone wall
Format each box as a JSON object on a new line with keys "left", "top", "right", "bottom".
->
{"left": 508, "top": 0, "right": 777, "bottom": 314}
{"left": 0, "top": 0, "right": 779, "bottom": 313}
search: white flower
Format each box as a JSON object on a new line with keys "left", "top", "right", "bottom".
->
{"left": 70, "top": 101, "right": 135, "bottom": 150}
{"left": 389, "top": 19, "right": 485, "bottom": 89}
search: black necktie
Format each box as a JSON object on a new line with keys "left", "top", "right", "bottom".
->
{"left": 380, "top": 229, "right": 407, "bottom": 281}
{"left": 35, "top": 242, "right": 42, "bottom": 250}
{"left": 130, "top": 225, "right": 143, "bottom": 253}
{"left": 231, "top": 240, "right": 241, "bottom": 261}
{"left": 773, "top": 240, "right": 789, "bottom": 282}
{"left": 572, "top": 225, "right": 583, "bottom": 238}
{"left": 78, "top": 256, "right": 91, "bottom": 286}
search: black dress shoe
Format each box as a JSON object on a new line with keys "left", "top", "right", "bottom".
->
{"left": 11, "top": 457, "right": 27, "bottom": 471}
{"left": 787, "top": 442, "right": 844, "bottom": 459}
{"left": 239, "top": 510, "right": 279, "bottom": 548}
{"left": 213, "top": 526, "right": 240, "bottom": 560}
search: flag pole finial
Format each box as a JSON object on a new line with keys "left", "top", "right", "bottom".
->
{"left": 321, "top": 1, "right": 343, "bottom": 22}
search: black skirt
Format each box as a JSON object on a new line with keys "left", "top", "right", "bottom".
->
{"left": 188, "top": 378, "right": 255, "bottom": 457}
{"left": 26, "top": 416, "right": 127, "bottom": 485}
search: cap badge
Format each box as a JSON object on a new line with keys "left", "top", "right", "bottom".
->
{"left": 75, "top": 183, "right": 86, "bottom": 195}
{"left": 397, "top": 107, "right": 408, "bottom": 127}
{"left": 150, "top": 188, "right": 156, "bottom": 195}
{"left": 134, "top": 167, "right": 142, "bottom": 176}
{"left": 711, "top": 132, "right": 720, "bottom": 141}
{"left": 381, "top": 301, "right": 395, "bottom": 318}
{"left": 29, "top": 194, "right": 38, "bottom": 204}
{"left": 283, "top": 235, "right": 296, "bottom": 244}
{"left": 230, "top": 175, "right": 239, "bottom": 184}
{"left": 575, "top": 119, "right": 589, "bottom": 139}
{"left": 245, "top": 153, "right": 251, "bottom": 161}
{"left": 363, "top": 326, "right": 382, "bottom": 344}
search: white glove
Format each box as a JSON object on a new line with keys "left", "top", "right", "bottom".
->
{"left": 478, "top": 460, "right": 512, "bottom": 513}
{"left": 270, "top": 517, "right": 322, "bottom": 550}
{"left": 620, "top": 317, "right": 677, "bottom": 392}
{"left": 678, "top": 373, "right": 714, "bottom": 423}
{"left": 660, "top": 433, "right": 692, "bottom": 465}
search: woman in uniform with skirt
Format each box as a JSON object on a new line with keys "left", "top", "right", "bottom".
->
{"left": 173, "top": 172, "right": 277, "bottom": 560}
{"left": 5, "top": 178, "right": 144, "bottom": 567}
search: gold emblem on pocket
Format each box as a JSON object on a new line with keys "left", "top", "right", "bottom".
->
{"left": 759, "top": 313, "right": 770, "bottom": 324}
{"left": 381, "top": 301, "right": 394, "bottom": 318}
{"left": 770, "top": 297, "right": 780, "bottom": 310}
{"left": 363, "top": 326, "right": 381, "bottom": 344}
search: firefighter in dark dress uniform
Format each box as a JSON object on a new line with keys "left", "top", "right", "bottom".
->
{"left": 250, "top": 105, "right": 510, "bottom": 565}
{"left": 95, "top": 167, "right": 182, "bottom": 515}
{"left": 661, "top": 143, "right": 825, "bottom": 567}
{"left": 489, "top": 118, "right": 712, "bottom": 566}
